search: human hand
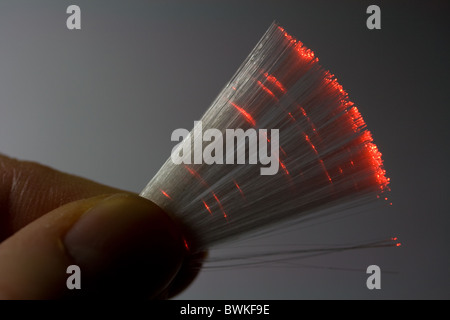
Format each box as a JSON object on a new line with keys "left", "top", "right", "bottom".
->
{"left": 0, "top": 154, "right": 203, "bottom": 299}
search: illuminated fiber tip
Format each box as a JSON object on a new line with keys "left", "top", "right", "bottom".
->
{"left": 234, "top": 180, "right": 246, "bottom": 199}
{"left": 183, "top": 238, "right": 190, "bottom": 251}
{"left": 299, "top": 106, "right": 308, "bottom": 117}
{"left": 279, "top": 159, "right": 290, "bottom": 175}
{"left": 202, "top": 200, "right": 212, "bottom": 215}
{"left": 304, "top": 133, "right": 318, "bottom": 155}
{"left": 230, "top": 102, "right": 256, "bottom": 126}
{"left": 160, "top": 189, "right": 172, "bottom": 200}
{"left": 277, "top": 25, "right": 296, "bottom": 43}
{"left": 344, "top": 105, "right": 389, "bottom": 192}
{"left": 297, "top": 105, "right": 319, "bottom": 135}
{"left": 390, "top": 237, "right": 401, "bottom": 247}
{"left": 332, "top": 78, "right": 346, "bottom": 95}
{"left": 256, "top": 80, "right": 276, "bottom": 99}
{"left": 319, "top": 159, "right": 332, "bottom": 183}
{"left": 348, "top": 106, "right": 365, "bottom": 132}
{"left": 288, "top": 112, "right": 296, "bottom": 121}
{"left": 184, "top": 164, "right": 210, "bottom": 188}
{"left": 362, "top": 135, "right": 390, "bottom": 191}
{"left": 212, "top": 192, "right": 228, "bottom": 221}
{"left": 263, "top": 72, "right": 286, "bottom": 93}
{"left": 296, "top": 44, "right": 316, "bottom": 61}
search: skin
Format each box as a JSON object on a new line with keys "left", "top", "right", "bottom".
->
{"left": 0, "top": 153, "right": 204, "bottom": 299}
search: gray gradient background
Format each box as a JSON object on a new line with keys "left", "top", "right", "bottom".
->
{"left": 0, "top": 0, "right": 449, "bottom": 299}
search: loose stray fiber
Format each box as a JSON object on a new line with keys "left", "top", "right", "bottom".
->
{"left": 140, "top": 22, "right": 395, "bottom": 259}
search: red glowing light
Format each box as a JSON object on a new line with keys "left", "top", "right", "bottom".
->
{"left": 256, "top": 80, "right": 276, "bottom": 99}
{"left": 183, "top": 238, "right": 190, "bottom": 251}
{"left": 184, "top": 165, "right": 210, "bottom": 188}
{"left": 288, "top": 112, "right": 296, "bottom": 121}
{"left": 304, "top": 133, "right": 318, "bottom": 155}
{"left": 391, "top": 237, "right": 401, "bottom": 247}
{"left": 348, "top": 106, "right": 365, "bottom": 132}
{"left": 230, "top": 102, "right": 256, "bottom": 126}
{"left": 339, "top": 100, "right": 389, "bottom": 192}
{"left": 298, "top": 105, "right": 319, "bottom": 135}
{"left": 293, "top": 41, "right": 316, "bottom": 62}
{"left": 278, "top": 26, "right": 296, "bottom": 43}
{"left": 319, "top": 159, "right": 332, "bottom": 183}
{"left": 299, "top": 106, "right": 307, "bottom": 117}
{"left": 364, "top": 138, "right": 390, "bottom": 191}
{"left": 263, "top": 72, "right": 286, "bottom": 93}
{"left": 184, "top": 165, "right": 229, "bottom": 220}
{"left": 202, "top": 200, "right": 212, "bottom": 215}
{"left": 213, "top": 192, "right": 228, "bottom": 220}
{"left": 160, "top": 189, "right": 172, "bottom": 200}
{"left": 234, "top": 180, "right": 246, "bottom": 199}
{"left": 279, "top": 159, "right": 290, "bottom": 175}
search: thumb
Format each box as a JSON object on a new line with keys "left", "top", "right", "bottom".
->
{"left": 0, "top": 193, "right": 186, "bottom": 299}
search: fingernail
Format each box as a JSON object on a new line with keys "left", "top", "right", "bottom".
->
{"left": 63, "top": 193, "right": 185, "bottom": 297}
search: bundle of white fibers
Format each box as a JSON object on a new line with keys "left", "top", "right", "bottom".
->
{"left": 140, "top": 22, "right": 391, "bottom": 254}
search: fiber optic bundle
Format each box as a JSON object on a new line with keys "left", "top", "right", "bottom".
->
{"left": 140, "top": 22, "right": 390, "bottom": 252}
